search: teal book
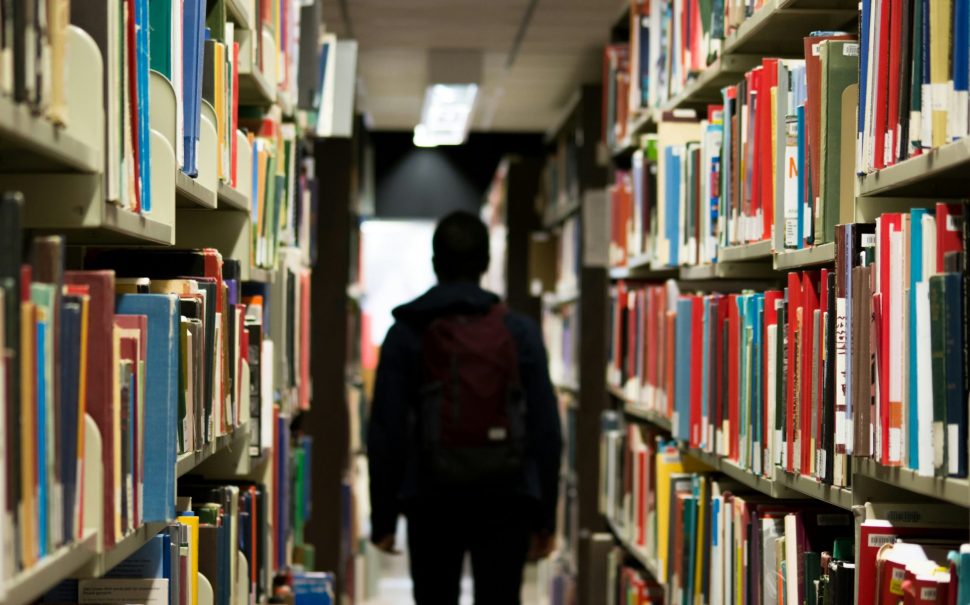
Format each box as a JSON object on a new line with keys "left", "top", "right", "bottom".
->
{"left": 908, "top": 208, "right": 927, "bottom": 470}
{"left": 148, "top": 0, "right": 173, "bottom": 77}
{"left": 675, "top": 298, "right": 694, "bottom": 441}
{"left": 31, "top": 282, "right": 57, "bottom": 556}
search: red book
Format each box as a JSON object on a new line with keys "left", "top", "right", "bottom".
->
{"left": 935, "top": 203, "right": 964, "bottom": 272}
{"left": 800, "top": 271, "right": 820, "bottom": 474}
{"left": 126, "top": 0, "right": 141, "bottom": 212}
{"left": 64, "top": 271, "right": 119, "bottom": 546}
{"left": 627, "top": 288, "right": 638, "bottom": 383}
{"left": 646, "top": 288, "right": 658, "bottom": 401}
{"left": 878, "top": 214, "right": 902, "bottom": 464}
{"left": 714, "top": 294, "right": 728, "bottom": 451}
{"left": 760, "top": 59, "right": 779, "bottom": 241}
{"left": 873, "top": 2, "right": 893, "bottom": 170}
{"left": 786, "top": 273, "right": 803, "bottom": 472}
{"left": 615, "top": 282, "right": 627, "bottom": 376}
{"left": 690, "top": 296, "right": 704, "bottom": 447}
{"left": 728, "top": 294, "right": 740, "bottom": 460}
{"left": 666, "top": 310, "right": 677, "bottom": 418}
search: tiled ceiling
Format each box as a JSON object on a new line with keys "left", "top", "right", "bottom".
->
{"left": 321, "top": 0, "right": 626, "bottom": 132}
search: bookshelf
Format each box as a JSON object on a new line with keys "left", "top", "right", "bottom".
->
{"left": 591, "top": 1, "right": 969, "bottom": 603}
{"left": 0, "top": 0, "right": 344, "bottom": 602}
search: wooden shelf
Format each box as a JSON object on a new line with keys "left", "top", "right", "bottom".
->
{"left": 0, "top": 530, "right": 98, "bottom": 605}
{"left": 774, "top": 470, "right": 853, "bottom": 510}
{"left": 0, "top": 96, "right": 100, "bottom": 173}
{"left": 661, "top": 54, "right": 761, "bottom": 110}
{"left": 718, "top": 239, "right": 772, "bottom": 262}
{"left": 176, "top": 170, "right": 218, "bottom": 209}
{"left": 859, "top": 137, "right": 970, "bottom": 198}
{"left": 217, "top": 182, "right": 249, "bottom": 211}
{"left": 176, "top": 421, "right": 251, "bottom": 478}
{"left": 773, "top": 242, "right": 836, "bottom": 270}
{"left": 853, "top": 458, "right": 970, "bottom": 508}
{"left": 606, "top": 517, "right": 661, "bottom": 580}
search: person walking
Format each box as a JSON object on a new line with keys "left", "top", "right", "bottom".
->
{"left": 368, "top": 210, "right": 563, "bottom": 605}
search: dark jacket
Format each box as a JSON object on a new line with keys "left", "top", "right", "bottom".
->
{"left": 367, "top": 282, "right": 563, "bottom": 542}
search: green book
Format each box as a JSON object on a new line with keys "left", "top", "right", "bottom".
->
{"left": 148, "top": 0, "right": 173, "bottom": 78}
{"left": 817, "top": 40, "right": 859, "bottom": 245}
{"left": 205, "top": 0, "right": 226, "bottom": 42}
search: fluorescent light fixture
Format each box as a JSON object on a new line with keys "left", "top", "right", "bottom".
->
{"left": 412, "top": 83, "right": 478, "bottom": 147}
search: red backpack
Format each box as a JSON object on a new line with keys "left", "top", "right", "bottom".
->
{"left": 418, "top": 304, "right": 526, "bottom": 486}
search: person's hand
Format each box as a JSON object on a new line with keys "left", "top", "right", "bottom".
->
{"left": 527, "top": 532, "right": 556, "bottom": 561}
{"left": 374, "top": 534, "right": 401, "bottom": 555}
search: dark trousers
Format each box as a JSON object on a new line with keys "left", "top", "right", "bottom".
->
{"left": 406, "top": 494, "right": 532, "bottom": 605}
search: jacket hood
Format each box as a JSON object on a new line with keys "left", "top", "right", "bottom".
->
{"left": 392, "top": 282, "right": 500, "bottom": 323}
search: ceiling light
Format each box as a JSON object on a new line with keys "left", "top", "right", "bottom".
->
{"left": 413, "top": 83, "right": 478, "bottom": 147}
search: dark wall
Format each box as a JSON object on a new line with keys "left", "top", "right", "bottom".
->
{"left": 372, "top": 131, "right": 545, "bottom": 219}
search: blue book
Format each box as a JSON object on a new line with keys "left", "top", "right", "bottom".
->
{"left": 796, "top": 105, "right": 807, "bottom": 249}
{"left": 665, "top": 147, "right": 682, "bottom": 266}
{"left": 182, "top": 0, "right": 206, "bottom": 176}
{"left": 675, "top": 298, "right": 693, "bottom": 441}
{"left": 136, "top": 0, "right": 151, "bottom": 212}
{"left": 293, "top": 571, "right": 335, "bottom": 605}
{"left": 116, "top": 294, "right": 180, "bottom": 522}
{"left": 313, "top": 39, "right": 331, "bottom": 113}
{"left": 60, "top": 298, "right": 83, "bottom": 542}
{"left": 857, "top": 0, "right": 871, "bottom": 174}
{"left": 908, "top": 209, "right": 927, "bottom": 470}
{"left": 106, "top": 533, "right": 166, "bottom": 578}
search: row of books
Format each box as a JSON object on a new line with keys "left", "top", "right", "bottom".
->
{"left": 604, "top": 417, "right": 970, "bottom": 604}
{"left": 606, "top": 554, "right": 661, "bottom": 605}
{"left": 0, "top": 0, "right": 71, "bottom": 123}
{"left": 0, "top": 192, "right": 314, "bottom": 581}
{"left": 609, "top": 31, "right": 862, "bottom": 269}
{"left": 41, "top": 472, "right": 321, "bottom": 605}
{"left": 857, "top": 0, "right": 970, "bottom": 172}
{"left": 542, "top": 127, "right": 582, "bottom": 218}
{"left": 607, "top": 203, "right": 967, "bottom": 485}
{"left": 601, "top": 418, "right": 860, "bottom": 605}
{"left": 608, "top": 0, "right": 805, "bottom": 141}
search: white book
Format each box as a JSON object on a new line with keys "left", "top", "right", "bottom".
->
{"left": 915, "top": 281, "right": 935, "bottom": 476}
{"left": 784, "top": 514, "right": 801, "bottom": 605}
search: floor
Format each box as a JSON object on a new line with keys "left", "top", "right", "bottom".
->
{"left": 360, "top": 521, "right": 544, "bottom": 605}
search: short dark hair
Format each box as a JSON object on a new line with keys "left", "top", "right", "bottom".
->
{"left": 432, "top": 211, "right": 490, "bottom": 282}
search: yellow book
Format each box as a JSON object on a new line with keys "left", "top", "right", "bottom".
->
{"left": 655, "top": 446, "right": 707, "bottom": 582}
{"left": 215, "top": 42, "right": 226, "bottom": 181}
{"left": 692, "top": 476, "right": 708, "bottom": 601}
{"left": 178, "top": 515, "right": 200, "bottom": 605}
{"left": 930, "top": 0, "right": 953, "bottom": 148}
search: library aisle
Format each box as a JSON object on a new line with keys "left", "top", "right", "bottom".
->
{"left": 3, "top": 0, "right": 970, "bottom": 604}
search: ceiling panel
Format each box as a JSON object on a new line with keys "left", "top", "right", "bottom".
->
{"left": 323, "top": 0, "right": 625, "bottom": 131}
